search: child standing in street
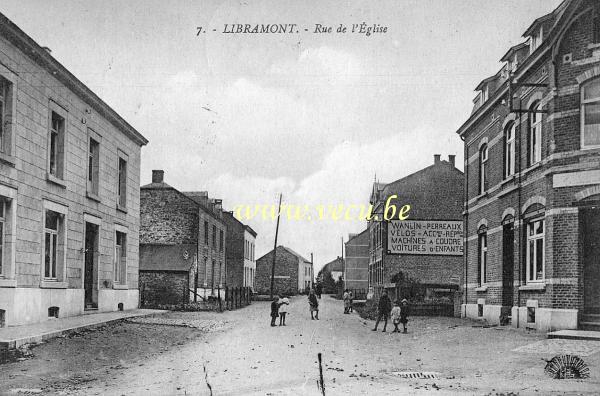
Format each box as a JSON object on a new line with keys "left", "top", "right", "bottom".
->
{"left": 400, "top": 298, "right": 410, "bottom": 333}
{"left": 270, "top": 296, "right": 280, "bottom": 327}
{"left": 278, "top": 295, "right": 289, "bottom": 326}
{"left": 390, "top": 300, "right": 402, "bottom": 333}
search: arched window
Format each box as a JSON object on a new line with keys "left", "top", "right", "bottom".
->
{"left": 479, "top": 144, "right": 489, "bottom": 194}
{"left": 528, "top": 101, "right": 542, "bottom": 165}
{"left": 581, "top": 77, "right": 600, "bottom": 148}
{"left": 504, "top": 122, "right": 516, "bottom": 178}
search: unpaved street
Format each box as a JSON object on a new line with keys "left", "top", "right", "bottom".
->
{"left": 2, "top": 296, "right": 600, "bottom": 395}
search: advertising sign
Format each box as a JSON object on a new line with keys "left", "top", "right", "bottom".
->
{"left": 387, "top": 220, "right": 463, "bottom": 256}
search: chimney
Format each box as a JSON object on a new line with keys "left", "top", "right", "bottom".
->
{"left": 448, "top": 155, "right": 456, "bottom": 167}
{"left": 214, "top": 199, "right": 223, "bottom": 211}
{"left": 152, "top": 170, "right": 164, "bottom": 183}
{"left": 42, "top": 46, "right": 52, "bottom": 54}
{"left": 434, "top": 154, "right": 441, "bottom": 164}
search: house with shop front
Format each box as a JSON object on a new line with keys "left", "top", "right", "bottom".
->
{"left": 344, "top": 229, "right": 369, "bottom": 291}
{"left": 457, "top": 0, "right": 600, "bottom": 331}
{"left": 368, "top": 155, "right": 464, "bottom": 303}
{"left": 222, "top": 211, "right": 257, "bottom": 290}
{"left": 139, "top": 170, "right": 226, "bottom": 305}
{"left": 255, "top": 245, "right": 313, "bottom": 295}
{"left": 0, "top": 13, "right": 148, "bottom": 327}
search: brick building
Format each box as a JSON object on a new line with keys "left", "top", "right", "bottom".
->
{"left": 344, "top": 229, "right": 369, "bottom": 291}
{"left": 457, "top": 0, "right": 600, "bottom": 331}
{"left": 139, "top": 170, "right": 226, "bottom": 303}
{"left": 321, "top": 256, "right": 344, "bottom": 283}
{"left": 0, "top": 13, "right": 148, "bottom": 326}
{"left": 368, "top": 155, "right": 464, "bottom": 302}
{"left": 255, "top": 246, "right": 313, "bottom": 296}
{"left": 223, "top": 211, "right": 257, "bottom": 290}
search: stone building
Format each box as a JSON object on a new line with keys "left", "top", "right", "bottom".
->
{"left": 344, "top": 229, "right": 369, "bottom": 291}
{"left": 139, "top": 170, "right": 226, "bottom": 304}
{"left": 0, "top": 13, "right": 148, "bottom": 326}
{"left": 255, "top": 245, "right": 313, "bottom": 295}
{"left": 223, "top": 211, "right": 257, "bottom": 290}
{"left": 457, "top": 0, "right": 600, "bottom": 331}
{"left": 321, "top": 256, "right": 344, "bottom": 283}
{"left": 368, "top": 155, "right": 464, "bottom": 302}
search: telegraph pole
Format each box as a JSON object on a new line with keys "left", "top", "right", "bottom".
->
{"left": 270, "top": 193, "right": 283, "bottom": 299}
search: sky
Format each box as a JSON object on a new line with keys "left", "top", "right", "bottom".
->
{"left": 2, "top": 0, "right": 562, "bottom": 271}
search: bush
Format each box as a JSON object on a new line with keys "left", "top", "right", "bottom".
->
{"left": 356, "top": 298, "right": 378, "bottom": 320}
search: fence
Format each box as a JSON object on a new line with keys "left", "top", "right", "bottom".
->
{"left": 140, "top": 283, "right": 252, "bottom": 312}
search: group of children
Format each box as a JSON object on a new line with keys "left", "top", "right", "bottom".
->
{"left": 270, "top": 295, "right": 290, "bottom": 326}
{"left": 372, "top": 290, "right": 410, "bottom": 333}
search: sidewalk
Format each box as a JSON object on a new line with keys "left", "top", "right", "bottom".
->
{"left": 0, "top": 309, "right": 166, "bottom": 350}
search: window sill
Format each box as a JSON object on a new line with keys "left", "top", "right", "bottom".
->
{"left": 475, "top": 191, "right": 489, "bottom": 201}
{"left": 475, "top": 285, "right": 488, "bottom": 292}
{"left": 523, "top": 162, "right": 542, "bottom": 175}
{"left": 40, "top": 280, "right": 68, "bottom": 289}
{"left": 86, "top": 191, "right": 101, "bottom": 203}
{"left": 501, "top": 175, "right": 516, "bottom": 186}
{"left": 0, "top": 152, "right": 16, "bottom": 167}
{"left": 46, "top": 173, "right": 67, "bottom": 188}
{"left": 0, "top": 278, "right": 17, "bottom": 287}
{"left": 113, "top": 283, "right": 128, "bottom": 290}
{"left": 588, "top": 43, "right": 600, "bottom": 50}
{"left": 519, "top": 283, "right": 546, "bottom": 291}
{"left": 116, "top": 204, "right": 128, "bottom": 213}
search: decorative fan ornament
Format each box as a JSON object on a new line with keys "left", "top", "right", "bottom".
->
{"left": 544, "top": 355, "right": 590, "bottom": 379}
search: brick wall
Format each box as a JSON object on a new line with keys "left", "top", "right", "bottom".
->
{"left": 140, "top": 188, "right": 198, "bottom": 245}
{"left": 140, "top": 271, "right": 189, "bottom": 306}
{"left": 345, "top": 229, "right": 369, "bottom": 290}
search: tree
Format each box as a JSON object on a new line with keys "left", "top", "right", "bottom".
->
{"left": 317, "top": 268, "right": 337, "bottom": 294}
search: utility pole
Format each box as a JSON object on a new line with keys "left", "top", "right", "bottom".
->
{"left": 310, "top": 252, "right": 314, "bottom": 289}
{"left": 270, "top": 193, "right": 283, "bottom": 299}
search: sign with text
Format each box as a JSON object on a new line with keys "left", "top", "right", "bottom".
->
{"left": 387, "top": 220, "right": 463, "bottom": 256}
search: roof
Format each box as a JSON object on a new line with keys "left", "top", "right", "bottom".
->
{"left": 222, "top": 211, "right": 258, "bottom": 237}
{"left": 456, "top": 0, "right": 579, "bottom": 137}
{"left": 257, "top": 245, "right": 311, "bottom": 264}
{"left": 139, "top": 244, "right": 196, "bottom": 271}
{"left": 322, "top": 257, "right": 344, "bottom": 272}
{"left": 347, "top": 228, "right": 369, "bottom": 244}
{"left": 500, "top": 42, "right": 529, "bottom": 62}
{"left": 523, "top": 12, "right": 555, "bottom": 37}
{"left": 0, "top": 13, "right": 148, "bottom": 146}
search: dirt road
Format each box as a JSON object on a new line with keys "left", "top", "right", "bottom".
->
{"left": 3, "top": 296, "right": 600, "bottom": 395}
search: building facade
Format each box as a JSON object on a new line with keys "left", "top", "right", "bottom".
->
{"left": 0, "top": 13, "right": 148, "bottom": 326}
{"left": 368, "top": 155, "right": 464, "bottom": 302}
{"left": 255, "top": 245, "right": 313, "bottom": 295}
{"left": 139, "top": 171, "right": 226, "bottom": 301}
{"left": 458, "top": 0, "right": 600, "bottom": 331}
{"left": 344, "top": 229, "right": 369, "bottom": 291}
{"left": 223, "top": 211, "right": 257, "bottom": 290}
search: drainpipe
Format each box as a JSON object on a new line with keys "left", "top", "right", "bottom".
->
{"left": 461, "top": 134, "right": 468, "bottom": 314}
{"left": 516, "top": 98, "right": 523, "bottom": 329}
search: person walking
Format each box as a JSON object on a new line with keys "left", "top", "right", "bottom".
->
{"left": 372, "top": 290, "right": 392, "bottom": 332}
{"left": 348, "top": 290, "right": 354, "bottom": 313}
{"left": 278, "top": 295, "right": 290, "bottom": 326}
{"left": 308, "top": 289, "right": 319, "bottom": 320}
{"left": 400, "top": 298, "right": 410, "bottom": 333}
{"left": 270, "top": 296, "right": 280, "bottom": 327}
{"left": 343, "top": 289, "right": 350, "bottom": 314}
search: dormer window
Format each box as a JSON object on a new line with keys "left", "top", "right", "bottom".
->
{"left": 530, "top": 26, "right": 543, "bottom": 53}
{"left": 481, "top": 86, "right": 489, "bottom": 103}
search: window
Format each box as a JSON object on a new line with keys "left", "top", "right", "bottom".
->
{"left": 0, "top": 200, "right": 4, "bottom": 274}
{"left": 504, "top": 123, "right": 516, "bottom": 178}
{"left": 0, "top": 78, "right": 9, "bottom": 155}
{"left": 44, "top": 210, "right": 61, "bottom": 279}
{"left": 204, "top": 221, "right": 209, "bottom": 244}
{"left": 479, "top": 144, "right": 488, "bottom": 194}
{"left": 478, "top": 232, "right": 487, "bottom": 285}
{"left": 114, "top": 231, "right": 127, "bottom": 284}
{"left": 48, "top": 110, "right": 66, "bottom": 179}
{"left": 219, "top": 230, "right": 223, "bottom": 252}
{"left": 212, "top": 225, "right": 216, "bottom": 248}
{"left": 117, "top": 155, "right": 127, "bottom": 208}
{"left": 581, "top": 78, "right": 600, "bottom": 148}
{"left": 529, "top": 102, "right": 542, "bottom": 165}
{"left": 526, "top": 219, "right": 545, "bottom": 282}
{"left": 594, "top": 6, "right": 600, "bottom": 43}
{"left": 530, "top": 26, "right": 543, "bottom": 53}
{"left": 88, "top": 136, "right": 100, "bottom": 196}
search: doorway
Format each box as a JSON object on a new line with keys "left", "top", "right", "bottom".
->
{"left": 582, "top": 207, "right": 600, "bottom": 314}
{"left": 84, "top": 222, "right": 99, "bottom": 309}
{"left": 502, "top": 222, "right": 514, "bottom": 307}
